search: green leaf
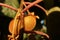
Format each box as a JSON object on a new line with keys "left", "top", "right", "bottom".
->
{"left": 2, "top": 0, "right": 19, "bottom": 18}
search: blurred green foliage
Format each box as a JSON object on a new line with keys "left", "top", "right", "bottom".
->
{"left": 2, "top": 0, "right": 19, "bottom": 18}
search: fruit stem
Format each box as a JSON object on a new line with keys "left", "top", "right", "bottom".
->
{"left": 24, "top": 2, "right": 48, "bottom": 15}
{"left": 22, "top": 0, "right": 43, "bottom": 13}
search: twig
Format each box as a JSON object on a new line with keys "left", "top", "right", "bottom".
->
{"left": 0, "top": 0, "right": 44, "bottom": 14}
{"left": 24, "top": 2, "right": 48, "bottom": 15}
{"left": 23, "top": 2, "right": 31, "bottom": 15}
{"left": 25, "top": 30, "right": 49, "bottom": 39}
{"left": 22, "top": 0, "right": 43, "bottom": 13}
{"left": 34, "top": 31, "right": 49, "bottom": 38}
{"left": 0, "top": 3, "right": 17, "bottom": 11}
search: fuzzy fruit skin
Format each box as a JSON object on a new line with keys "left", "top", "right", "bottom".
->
{"left": 24, "top": 16, "right": 36, "bottom": 31}
{"left": 9, "top": 19, "right": 14, "bottom": 34}
{"left": 9, "top": 19, "right": 22, "bottom": 34}
{"left": 9, "top": 15, "right": 36, "bottom": 33}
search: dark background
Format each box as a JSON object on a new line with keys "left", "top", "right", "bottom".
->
{"left": 0, "top": 0, "right": 60, "bottom": 40}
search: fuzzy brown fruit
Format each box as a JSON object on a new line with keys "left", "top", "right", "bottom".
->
{"left": 9, "top": 12, "right": 39, "bottom": 34}
{"left": 24, "top": 16, "right": 36, "bottom": 31}
{"left": 9, "top": 19, "right": 14, "bottom": 34}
